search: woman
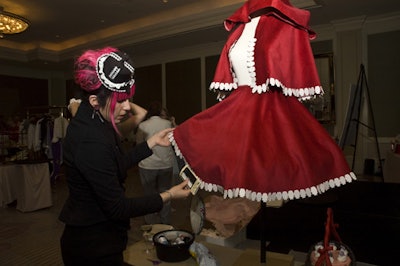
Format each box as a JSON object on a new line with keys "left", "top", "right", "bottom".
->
{"left": 59, "top": 47, "right": 190, "bottom": 265}
{"left": 170, "top": 0, "right": 356, "bottom": 203}
{"left": 136, "top": 101, "right": 175, "bottom": 225}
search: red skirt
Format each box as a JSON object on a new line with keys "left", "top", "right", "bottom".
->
{"left": 171, "top": 86, "right": 355, "bottom": 202}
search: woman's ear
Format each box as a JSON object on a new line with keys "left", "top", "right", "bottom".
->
{"left": 89, "top": 95, "right": 99, "bottom": 109}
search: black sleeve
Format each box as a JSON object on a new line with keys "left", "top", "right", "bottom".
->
{"left": 76, "top": 140, "right": 162, "bottom": 220}
{"left": 122, "top": 141, "right": 153, "bottom": 169}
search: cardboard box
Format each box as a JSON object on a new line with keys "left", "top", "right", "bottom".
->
{"left": 196, "top": 199, "right": 283, "bottom": 249}
{"left": 197, "top": 228, "right": 246, "bottom": 248}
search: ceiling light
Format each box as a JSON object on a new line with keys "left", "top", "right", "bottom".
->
{"left": 0, "top": 7, "right": 29, "bottom": 37}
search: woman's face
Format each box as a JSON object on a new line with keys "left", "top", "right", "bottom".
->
{"left": 100, "top": 98, "right": 131, "bottom": 123}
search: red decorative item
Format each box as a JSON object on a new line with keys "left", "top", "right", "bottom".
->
{"left": 306, "top": 208, "right": 356, "bottom": 266}
{"left": 316, "top": 208, "right": 341, "bottom": 266}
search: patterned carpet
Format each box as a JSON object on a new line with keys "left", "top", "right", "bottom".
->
{"left": 0, "top": 192, "right": 65, "bottom": 265}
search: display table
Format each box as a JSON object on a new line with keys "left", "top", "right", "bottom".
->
{"left": 123, "top": 240, "right": 294, "bottom": 266}
{"left": 0, "top": 162, "right": 52, "bottom": 212}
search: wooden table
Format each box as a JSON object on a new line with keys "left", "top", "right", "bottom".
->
{"left": 124, "top": 240, "right": 241, "bottom": 265}
{"left": 124, "top": 240, "right": 294, "bottom": 266}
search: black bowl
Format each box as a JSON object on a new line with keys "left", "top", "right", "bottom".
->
{"left": 153, "top": 229, "right": 194, "bottom": 262}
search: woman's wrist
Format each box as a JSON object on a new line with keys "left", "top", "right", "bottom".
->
{"left": 166, "top": 190, "right": 173, "bottom": 201}
{"left": 146, "top": 138, "right": 156, "bottom": 149}
{"left": 161, "top": 190, "right": 173, "bottom": 202}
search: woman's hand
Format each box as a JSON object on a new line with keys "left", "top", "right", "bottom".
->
{"left": 146, "top": 128, "right": 174, "bottom": 148}
{"left": 160, "top": 179, "right": 191, "bottom": 203}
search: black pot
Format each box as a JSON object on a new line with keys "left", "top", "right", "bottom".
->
{"left": 153, "top": 229, "right": 194, "bottom": 262}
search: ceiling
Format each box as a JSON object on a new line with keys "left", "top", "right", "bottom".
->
{"left": 0, "top": 0, "right": 399, "bottom": 71}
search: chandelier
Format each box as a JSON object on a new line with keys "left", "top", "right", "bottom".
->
{"left": 0, "top": 7, "right": 29, "bottom": 37}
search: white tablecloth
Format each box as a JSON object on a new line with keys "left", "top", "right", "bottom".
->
{"left": 0, "top": 162, "right": 52, "bottom": 212}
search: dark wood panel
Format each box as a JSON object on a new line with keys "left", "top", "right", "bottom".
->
{"left": 166, "top": 58, "right": 201, "bottom": 124}
{"left": 0, "top": 75, "right": 48, "bottom": 117}
{"left": 134, "top": 64, "right": 163, "bottom": 107}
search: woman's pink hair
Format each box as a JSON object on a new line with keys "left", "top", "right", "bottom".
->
{"left": 74, "top": 47, "right": 117, "bottom": 92}
{"left": 74, "top": 46, "right": 135, "bottom": 135}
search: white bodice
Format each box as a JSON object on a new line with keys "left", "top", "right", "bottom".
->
{"left": 229, "top": 17, "right": 260, "bottom": 86}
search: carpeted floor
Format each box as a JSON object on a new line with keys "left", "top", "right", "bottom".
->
{"left": 0, "top": 195, "right": 66, "bottom": 265}
{"left": 0, "top": 166, "right": 192, "bottom": 266}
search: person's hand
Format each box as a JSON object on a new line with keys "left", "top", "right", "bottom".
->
{"left": 161, "top": 179, "right": 191, "bottom": 202}
{"left": 68, "top": 98, "right": 82, "bottom": 117}
{"left": 147, "top": 128, "right": 174, "bottom": 148}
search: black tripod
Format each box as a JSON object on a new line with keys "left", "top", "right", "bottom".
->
{"left": 340, "top": 64, "right": 383, "bottom": 181}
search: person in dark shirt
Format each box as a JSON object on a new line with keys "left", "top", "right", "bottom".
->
{"left": 59, "top": 46, "right": 190, "bottom": 266}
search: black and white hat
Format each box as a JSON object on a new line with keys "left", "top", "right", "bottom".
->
{"left": 96, "top": 51, "right": 135, "bottom": 93}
